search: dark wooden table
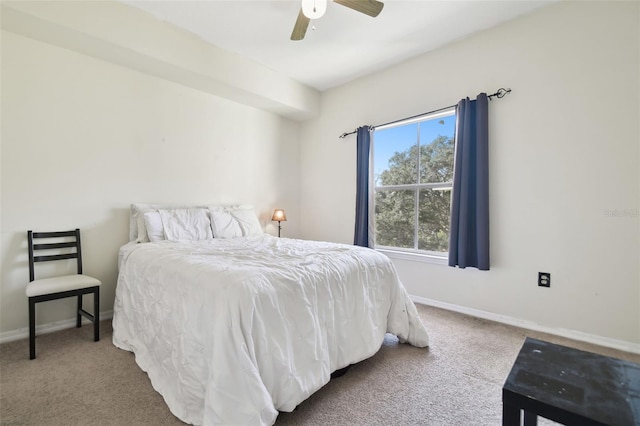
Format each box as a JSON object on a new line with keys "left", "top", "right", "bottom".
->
{"left": 502, "top": 337, "right": 640, "bottom": 425}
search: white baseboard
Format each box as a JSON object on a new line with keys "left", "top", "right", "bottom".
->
{"left": 0, "top": 310, "right": 114, "bottom": 344}
{"left": 411, "top": 295, "right": 640, "bottom": 355}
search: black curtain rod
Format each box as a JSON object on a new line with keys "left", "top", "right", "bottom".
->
{"left": 338, "top": 88, "right": 511, "bottom": 139}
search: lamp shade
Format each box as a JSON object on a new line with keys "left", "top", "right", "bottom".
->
{"left": 301, "top": 0, "right": 327, "bottom": 19}
{"left": 272, "top": 209, "right": 287, "bottom": 222}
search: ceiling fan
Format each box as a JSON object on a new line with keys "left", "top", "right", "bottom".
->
{"left": 291, "top": 0, "right": 384, "bottom": 41}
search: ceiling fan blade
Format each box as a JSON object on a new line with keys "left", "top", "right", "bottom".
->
{"left": 333, "top": 0, "right": 384, "bottom": 17}
{"left": 291, "top": 8, "right": 310, "bottom": 41}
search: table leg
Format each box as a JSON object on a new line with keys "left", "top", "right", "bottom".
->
{"left": 502, "top": 402, "right": 521, "bottom": 426}
{"left": 524, "top": 411, "right": 538, "bottom": 426}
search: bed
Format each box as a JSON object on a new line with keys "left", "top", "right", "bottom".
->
{"left": 112, "top": 204, "right": 429, "bottom": 426}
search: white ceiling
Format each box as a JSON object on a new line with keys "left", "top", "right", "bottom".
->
{"left": 121, "top": 0, "right": 553, "bottom": 91}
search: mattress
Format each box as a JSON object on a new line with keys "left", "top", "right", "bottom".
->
{"left": 112, "top": 234, "right": 429, "bottom": 425}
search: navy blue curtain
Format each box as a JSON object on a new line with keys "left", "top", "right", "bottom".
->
{"left": 354, "top": 126, "right": 371, "bottom": 247}
{"left": 449, "top": 94, "right": 490, "bottom": 270}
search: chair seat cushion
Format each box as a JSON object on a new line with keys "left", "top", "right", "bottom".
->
{"left": 26, "top": 274, "right": 101, "bottom": 297}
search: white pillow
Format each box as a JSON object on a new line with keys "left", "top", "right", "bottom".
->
{"left": 230, "top": 208, "right": 263, "bottom": 236}
{"left": 210, "top": 211, "right": 243, "bottom": 239}
{"left": 143, "top": 211, "right": 165, "bottom": 242}
{"left": 136, "top": 212, "right": 150, "bottom": 243}
{"left": 158, "top": 208, "right": 213, "bottom": 241}
{"left": 131, "top": 203, "right": 210, "bottom": 242}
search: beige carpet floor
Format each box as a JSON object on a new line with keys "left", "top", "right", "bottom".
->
{"left": 1, "top": 304, "right": 638, "bottom": 425}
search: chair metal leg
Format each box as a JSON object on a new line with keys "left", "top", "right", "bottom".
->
{"left": 77, "top": 294, "right": 82, "bottom": 328}
{"left": 93, "top": 288, "right": 100, "bottom": 342}
{"left": 28, "top": 298, "right": 36, "bottom": 360}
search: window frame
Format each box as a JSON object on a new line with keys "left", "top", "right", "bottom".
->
{"left": 370, "top": 107, "right": 456, "bottom": 262}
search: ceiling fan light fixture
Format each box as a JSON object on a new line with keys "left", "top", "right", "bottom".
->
{"left": 301, "top": 0, "right": 327, "bottom": 20}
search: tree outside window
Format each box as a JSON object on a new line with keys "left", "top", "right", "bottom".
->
{"left": 373, "top": 109, "right": 455, "bottom": 255}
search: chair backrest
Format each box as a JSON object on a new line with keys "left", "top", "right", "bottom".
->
{"left": 27, "top": 229, "right": 83, "bottom": 282}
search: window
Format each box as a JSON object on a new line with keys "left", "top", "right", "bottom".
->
{"left": 372, "top": 108, "right": 456, "bottom": 258}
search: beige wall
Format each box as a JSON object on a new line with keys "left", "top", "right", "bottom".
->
{"left": 299, "top": 1, "right": 640, "bottom": 346}
{"left": 0, "top": 30, "right": 301, "bottom": 334}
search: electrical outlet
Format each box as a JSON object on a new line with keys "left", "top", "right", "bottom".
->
{"left": 538, "top": 272, "right": 551, "bottom": 287}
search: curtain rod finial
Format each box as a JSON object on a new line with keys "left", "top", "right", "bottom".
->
{"left": 490, "top": 88, "right": 511, "bottom": 100}
{"left": 497, "top": 88, "right": 511, "bottom": 97}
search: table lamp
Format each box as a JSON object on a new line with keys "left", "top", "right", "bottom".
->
{"left": 271, "top": 209, "right": 287, "bottom": 237}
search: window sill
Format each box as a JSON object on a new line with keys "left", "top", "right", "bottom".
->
{"left": 376, "top": 248, "right": 449, "bottom": 266}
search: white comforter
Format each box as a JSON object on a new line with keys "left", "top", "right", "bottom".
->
{"left": 112, "top": 235, "right": 429, "bottom": 425}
